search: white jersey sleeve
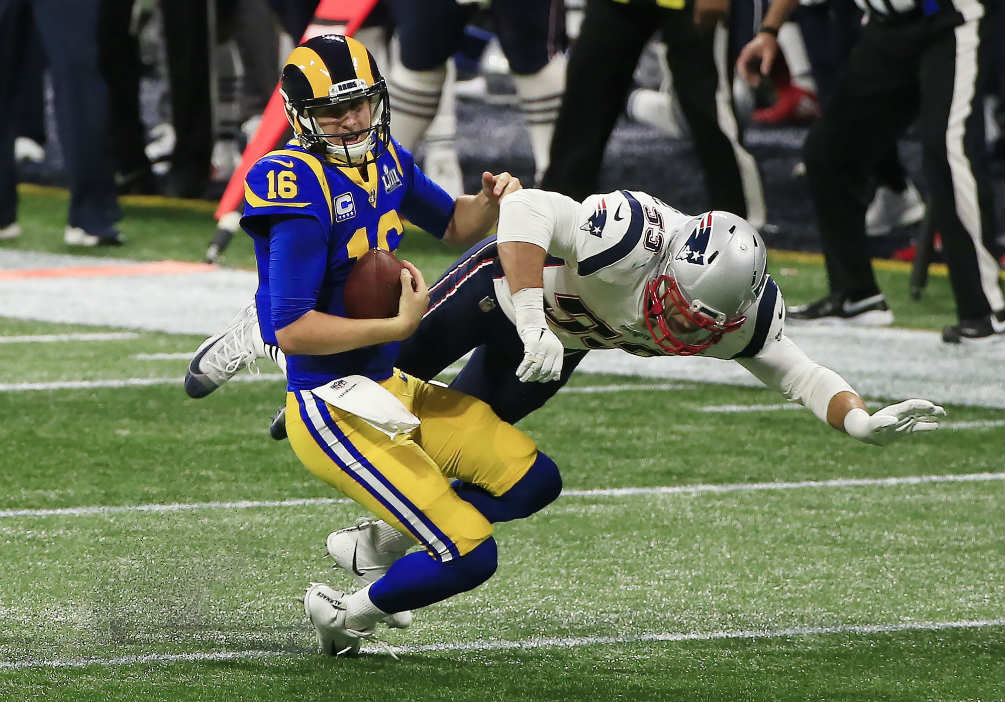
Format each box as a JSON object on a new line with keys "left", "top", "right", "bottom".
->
{"left": 732, "top": 288, "right": 856, "bottom": 423}
{"left": 496, "top": 189, "right": 582, "bottom": 260}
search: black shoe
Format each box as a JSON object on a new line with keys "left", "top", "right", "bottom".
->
{"left": 269, "top": 406, "right": 287, "bottom": 440}
{"left": 942, "top": 310, "right": 1005, "bottom": 343}
{"left": 787, "top": 292, "right": 894, "bottom": 326}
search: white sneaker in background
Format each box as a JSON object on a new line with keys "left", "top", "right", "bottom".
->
{"left": 866, "top": 181, "right": 926, "bottom": 236}
{"left": 14, "top": 137, "right": 45, "bottom": 163}
{"left": 0, "top": 222, "right": 22, "bottom": 240}
{"left": 64, "top": 226, "right": 100, "bottom": 247}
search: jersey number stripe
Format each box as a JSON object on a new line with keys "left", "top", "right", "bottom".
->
{"left": 577, "top": 191, "right": 644, "bottom": 276}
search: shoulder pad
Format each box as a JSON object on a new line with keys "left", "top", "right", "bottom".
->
{"left": 244, "top": 150, "right": 336, "bottom": 226}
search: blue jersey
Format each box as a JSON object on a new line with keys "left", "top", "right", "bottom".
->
{"left": 240, "top": 138, "right": 455, "bottom": 390}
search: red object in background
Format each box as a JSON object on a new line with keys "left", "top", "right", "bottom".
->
{"left": 893, "top": 233, "right": 942, "bottom": 262}
{"left": 212, "top": 0, "right": 378, "bottom": 222}
{"left": 752, "top": 83, "right": 821, "bottom": 125}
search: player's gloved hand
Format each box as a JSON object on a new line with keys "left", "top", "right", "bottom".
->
{"left": 843, "top": 399, "right": 946, "bottom": 446}
{"left": 512, "top": 287, "right": 564, "bottom": 383}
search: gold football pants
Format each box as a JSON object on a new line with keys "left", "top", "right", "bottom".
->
{"left": 286, "top": 370, "right": 537, "bottom": 561}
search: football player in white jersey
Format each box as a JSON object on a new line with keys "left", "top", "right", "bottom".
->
{"left": 194, "top": 186, "right": 946, "bottom": 445}
{"left": 396, "top": 188, "right": 945, "bottom": 445}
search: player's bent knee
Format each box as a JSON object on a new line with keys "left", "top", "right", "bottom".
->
{"left": 449, "top": 537, "right": 498, "bottom": 592}
{"left": 512, "top": 451, "right": 562, "bottom": 518}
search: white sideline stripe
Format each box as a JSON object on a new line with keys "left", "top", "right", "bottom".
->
{"left": 559, "top": 383, "right": 687, "bottom": 393}
{"left": 944, "top": 419, "right": 1005, "bottom": 430}
{"left": 2, "top": 618, "right": 1001, "bottom": 670}
{"left": 0, "top": 496, "right": 350, "bottom": 518}
{"left": 2, "top": 472, "right": 1001, "bottom": 519}
{"left": 0, "top": 373, "right": 286, "bottom": 391}
{"left": 0, "top": 332, "right": 138, "bottom": 343}
{"left": 562, "top": 471, "right": 1004, "bottom": 497}
{"left": 700, "top": 403, "right": 803, "bottom": 412}
{"left": 133, "top": 352, "right": 192, "bottom": 360}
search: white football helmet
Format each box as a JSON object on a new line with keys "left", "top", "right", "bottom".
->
{"left": 644, "top": 211, "right": 767, "bottom": 355}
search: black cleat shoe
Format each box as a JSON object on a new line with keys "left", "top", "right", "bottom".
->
{"left": 787, "top": 292, "right": 894, "bottom": 326}
{"left": 942, "top": 310, "right": 1005, "bottom": 343}
{"left": 269, "top": 406, "right": 287, "bottom": 440}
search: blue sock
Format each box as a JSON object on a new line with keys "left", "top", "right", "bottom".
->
{"left": 368, "top": 537, "right": 498, "bottom": 613}
{"left": 452, "top": 451, "right": 561, "bottom": 523}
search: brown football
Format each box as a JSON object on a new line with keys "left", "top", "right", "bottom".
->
{"left": 343, "top": 248, "right": 405, "bottom": 319}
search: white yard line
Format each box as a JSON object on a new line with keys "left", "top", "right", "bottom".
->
{"left": 700, "top": 403, "right": 803, "bottom": 412}
{"left": 2, "top": 472, "right": 1000, "bottom": 520}
{"left": 1, "top": 618, "right": 1000, "bottom": 670}
{"left": 561, "top": 471, "right": 1004, "bottom": 497}
{"left": 133, "top": 352, "right": 193, "bottom": 360}
{"left": 559, "top": 383, "right": 687, "bottom": 393}
{"left": 0, "top": 332, "right": 139, "bottom": 343}
{"left": 0, "top": 373, "right": 286, "bottom": 392}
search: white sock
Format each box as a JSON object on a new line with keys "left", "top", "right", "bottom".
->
{"left": 511, "top": 54, "right": 566, "bottom": 184}
{"left": 371, "top": 520, "right": 415, "bottom": 556}
{"left": 388, "top": 42, "right": 446, "bottom": 150}
{"left": 423, "top": 61, "right": 464, "bottom": 197}
{"left": 344, "top": 584, "right": 389, "bottom": 632}
{"left": 777, "top": 22, "right": 817, "bottom": 94}
{"left": 263, "top": 343, "right": 286, "bottom": 375}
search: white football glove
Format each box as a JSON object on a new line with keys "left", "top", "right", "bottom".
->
{"left": 512, "top": 287, "right": 565, "bottom": 383}
{"left": 843, "top": 399, "right": 946, "bottom": 446}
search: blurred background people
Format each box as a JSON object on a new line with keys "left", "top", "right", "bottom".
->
{"left": 739, "top": 0, "right": 1004, "bottom": 342}
{"left": 541, "top": 0, "right": 767, "bottom": 230}
{"left": 0, "top": 0, "right": 123, "bottom": 245}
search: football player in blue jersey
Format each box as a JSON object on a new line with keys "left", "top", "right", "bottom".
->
{"left": 188, "top": 34, "right": 562, "bottom": 656}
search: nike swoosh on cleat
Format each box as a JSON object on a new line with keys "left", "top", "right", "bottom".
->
{"left": 613, "top": 203, "right": 625, "bottom": 221}
{"left": 351, "top": 544, "right": 365, "bottom": 577}
{"left": 841, "top": 294, "right": 884, "bottom": 315}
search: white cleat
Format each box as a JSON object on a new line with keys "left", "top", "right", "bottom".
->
{"left": 184, "top": 303, "right": 265, "bottom": 398}
{"left": 303, "top": 583, "right": 370, "bottom": 656}
{"left": 327, "top": 519, "right": 413, "bottom": 629}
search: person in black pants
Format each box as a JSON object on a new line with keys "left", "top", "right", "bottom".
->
{"left": 540, "top": 0, "right": 767, "bottom": 229}
{"left": 739, "top": 0, "right": 1003, "bottom": 342}
{"left": 0, "top": 0, "right": 123, "bottom": 245}
{"left": 98, "top": 0, "right": 157, "bottom": 195}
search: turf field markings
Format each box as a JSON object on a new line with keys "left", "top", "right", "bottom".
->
{"left": 0, "top": 373, "right": 285, "bottom": 392}
{"left": 0, "top": 496, "right": 351, "bottom": 518}
{"left": 559, "top": 383, "right": 688, "bottom": 393}
{"left": 0, "top": 332, "right": 139, "bottom": 343}
{"left": 563, "top": 471, "right": 1004, "bottom": 497}
{"left": 0, "top": 260, "right": 214, "bottom": 280}
{"left": 2, "top": 618, "right": 1000, "bottom": 669}
{"left": 700, "top": 403, "right": 803, "bottom": 412}
{"left": 133, "top": 352, "right": 196, "bottom": 360}
{"left": 2, "top": 472, "right": 1000, "bottom": 520}
{"left": 943, "top": 419, "right": 1005, "bottom": 430}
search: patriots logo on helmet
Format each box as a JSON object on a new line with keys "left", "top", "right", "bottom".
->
{"left": 579, "top": 198, "right": 607, "bottom": 237}
{"left": 675, "top": 212, "right": 714, "bottom": 265}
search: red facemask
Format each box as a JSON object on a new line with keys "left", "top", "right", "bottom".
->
{"left": 643, "top": 275, "right": 746, "bottom": 355}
